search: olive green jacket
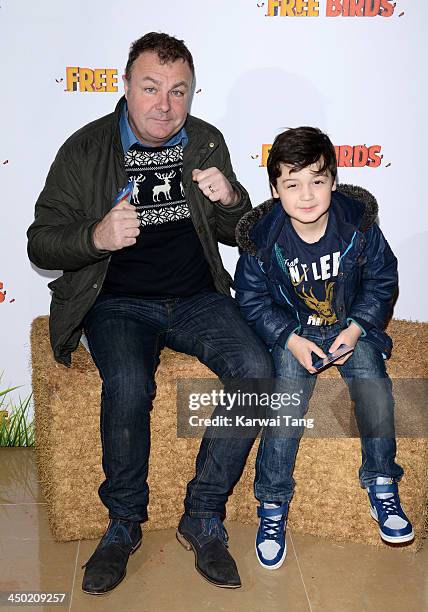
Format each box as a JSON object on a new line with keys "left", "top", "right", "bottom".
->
{"left": 27, "top": 97, "right": 251, "bottom": 366}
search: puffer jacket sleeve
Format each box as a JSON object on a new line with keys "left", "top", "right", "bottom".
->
{"left": 234, "top": 252, "right": 301, "bottom": 350}
{"left": 348, "top": 223, "right": 398, "bottom": 329}
{"left": 27, "top": 145, "right": 110, "bottom": 272}
{"left": 212, "top": 133, "right": 252, "bottom": 246}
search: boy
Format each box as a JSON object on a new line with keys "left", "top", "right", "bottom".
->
{"left": 234, "top": 127, "right": 414, "bottom": 570}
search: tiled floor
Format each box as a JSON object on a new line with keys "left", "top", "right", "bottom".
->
{"left": 0, "top": 448, "right": 426, "bottom": 612}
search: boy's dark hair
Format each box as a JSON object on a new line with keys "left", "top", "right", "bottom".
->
{"left": 267, "top": 127, "right": 337, "bottom": 187}
{"left": 125, "top": 32, "right": 195, "bottom": 80}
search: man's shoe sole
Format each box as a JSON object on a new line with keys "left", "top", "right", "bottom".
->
{"left": 176, "top": 530, "right": 241, "bottom": 589}
{"left": 369, "top": 508, "right": 415, "bottom": 544}
{"left": 82, "top": 538, "right": 142, "bottom": 595}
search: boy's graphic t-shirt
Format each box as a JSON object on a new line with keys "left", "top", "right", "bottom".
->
{"left": 277, "top": 209, "right": 341, "bottom": 327}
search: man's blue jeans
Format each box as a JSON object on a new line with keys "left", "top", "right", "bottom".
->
{"left": 83, "top": 291, "right": 273, "bottom": 522}
{"left": 254, "top": 322, "right": 404, "bottom": 505}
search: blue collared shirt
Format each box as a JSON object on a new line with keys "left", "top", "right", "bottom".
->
{"left": 120, "top": 102, "right": 188, "bottom": 152}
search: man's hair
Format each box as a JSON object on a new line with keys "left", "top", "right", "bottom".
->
{"left": 267, "top": 126, "right": 337, "bottom": 187}
{"left": 125, "top": 32, "right": 195, "bottom": 80}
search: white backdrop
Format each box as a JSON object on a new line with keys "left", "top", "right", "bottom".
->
{"left": 1, "top": 0, "right": 427, "bottom": 411}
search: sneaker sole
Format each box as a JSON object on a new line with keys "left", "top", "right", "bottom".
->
{"left": 255, "top": 540, "right": 287, "bottom": 570}
{"left": 176, "top": 530, "right": 241, "bottom": 589}
{"left": 369, "top": 508, "right": 415, "bottom": 544}
{"left": 82, "top": 538, "right": 142, "bottom": 595}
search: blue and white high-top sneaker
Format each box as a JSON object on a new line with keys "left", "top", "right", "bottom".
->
{"left": 367, "top": 477, "right": 414, "bottom": 544}
{"left": 255, "top": 502, "right": 288, "bottom": 569}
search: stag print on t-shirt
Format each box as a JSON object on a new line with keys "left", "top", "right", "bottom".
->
{"left": 287, "top": 252, "right": 340, "bottom": 326}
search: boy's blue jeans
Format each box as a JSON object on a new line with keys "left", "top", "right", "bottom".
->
{"left": 83, "top": 291, "right": 273, "bottom": 522}
{"left": 254, "top": 322, "right": 404, "bottom": 505}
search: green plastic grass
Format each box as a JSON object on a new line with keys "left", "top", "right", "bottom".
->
{"left": 0, "top": 384, "right": 34, "bottom": 447}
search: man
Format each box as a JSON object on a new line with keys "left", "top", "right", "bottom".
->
{"left": 28, "top": 33, "right": 273, "bottom": 593}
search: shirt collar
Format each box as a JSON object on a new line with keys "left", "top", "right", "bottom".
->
{"left": 120, "top": 102, "right": 188, "bottom": 152}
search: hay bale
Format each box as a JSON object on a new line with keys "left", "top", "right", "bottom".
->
{"left": 31, "top": 317, "right": 427, "bottom": 550}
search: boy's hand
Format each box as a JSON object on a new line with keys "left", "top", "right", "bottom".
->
{"left": 287, "top": 334, "right": 327, "bottom": 374}
{"left": 328, "top": 322, "right": 362, "bottom": 365}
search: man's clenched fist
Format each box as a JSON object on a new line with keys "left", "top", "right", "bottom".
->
{"left": 192, "top": 167, "right": 239, "bottom": 207}
{"left": 93, "top": 202, "right": 140, "bottom": 251}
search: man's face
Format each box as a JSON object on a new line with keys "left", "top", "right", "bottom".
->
{"left": 123, "top": 51, "right": 193, "bottom": 147}
{"left": 272, "top": 161, "right": 336, "bottom": 231}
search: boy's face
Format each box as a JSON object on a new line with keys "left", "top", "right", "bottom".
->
{"left": 272, "top": 161, "right": 336, "bottom": 230}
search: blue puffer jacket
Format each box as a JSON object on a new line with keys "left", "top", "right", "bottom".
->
{"left": 234, "top": 185, "right": 398, "bottom": 358}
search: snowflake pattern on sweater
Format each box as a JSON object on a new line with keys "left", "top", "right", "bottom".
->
{"left": 124, "top": 143, "right": 190, "bottom": 227}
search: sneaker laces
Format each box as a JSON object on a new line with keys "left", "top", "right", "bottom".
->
{"left": 260, "top": 515, "right": 284, "bottom": 541}
{"left": 376, "top": 495, "right": 400, "bottom": 517}
{"left": 202, "top": 517, "right": 229, "bottom": 546}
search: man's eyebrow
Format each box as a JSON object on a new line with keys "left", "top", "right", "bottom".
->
{"left": 141, "top": 76, "right": 160, "bottom": 85}
{"left": 141, "top": 77, "right": 189, "bottom": 89}
{"left": 170, "top": 81, "right": 190, "bottom": 89}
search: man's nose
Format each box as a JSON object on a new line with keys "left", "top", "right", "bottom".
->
{"left": 156, "top": 91, "right": 170, "bottom": 113}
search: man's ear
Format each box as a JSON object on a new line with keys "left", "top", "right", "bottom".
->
{"left": 122, "top": 74, "right": 129, "bottom": 98}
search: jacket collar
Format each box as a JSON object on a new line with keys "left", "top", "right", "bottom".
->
{"left": 182, "top": 115, "right": 220, "bottom": 184}
{"left": 112, "top": 96, "right": 127, "bottom": 157}
{"left": 236, "top": 184, "right": 379, "bottom": 256}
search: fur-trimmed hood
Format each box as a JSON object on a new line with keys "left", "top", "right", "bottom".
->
{"left": 236, "top": 183, "right": 378, "bottom": 256}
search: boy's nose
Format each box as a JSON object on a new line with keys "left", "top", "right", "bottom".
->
{"left": 300, "top": 186, "right": 314, "bottom": 200}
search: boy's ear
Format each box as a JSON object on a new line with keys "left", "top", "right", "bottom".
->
{"left": 271, "top": 183, "right": 280, "bottom": 199}
{"left": 332, "top": 178, "right": 337, "bottom": 191}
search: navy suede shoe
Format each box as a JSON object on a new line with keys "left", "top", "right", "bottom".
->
{"left": 177, "top": 514, "right": 241, "bottom": 588}
{"left": 82, "top": 518, "right": 142, "bottom": 595}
